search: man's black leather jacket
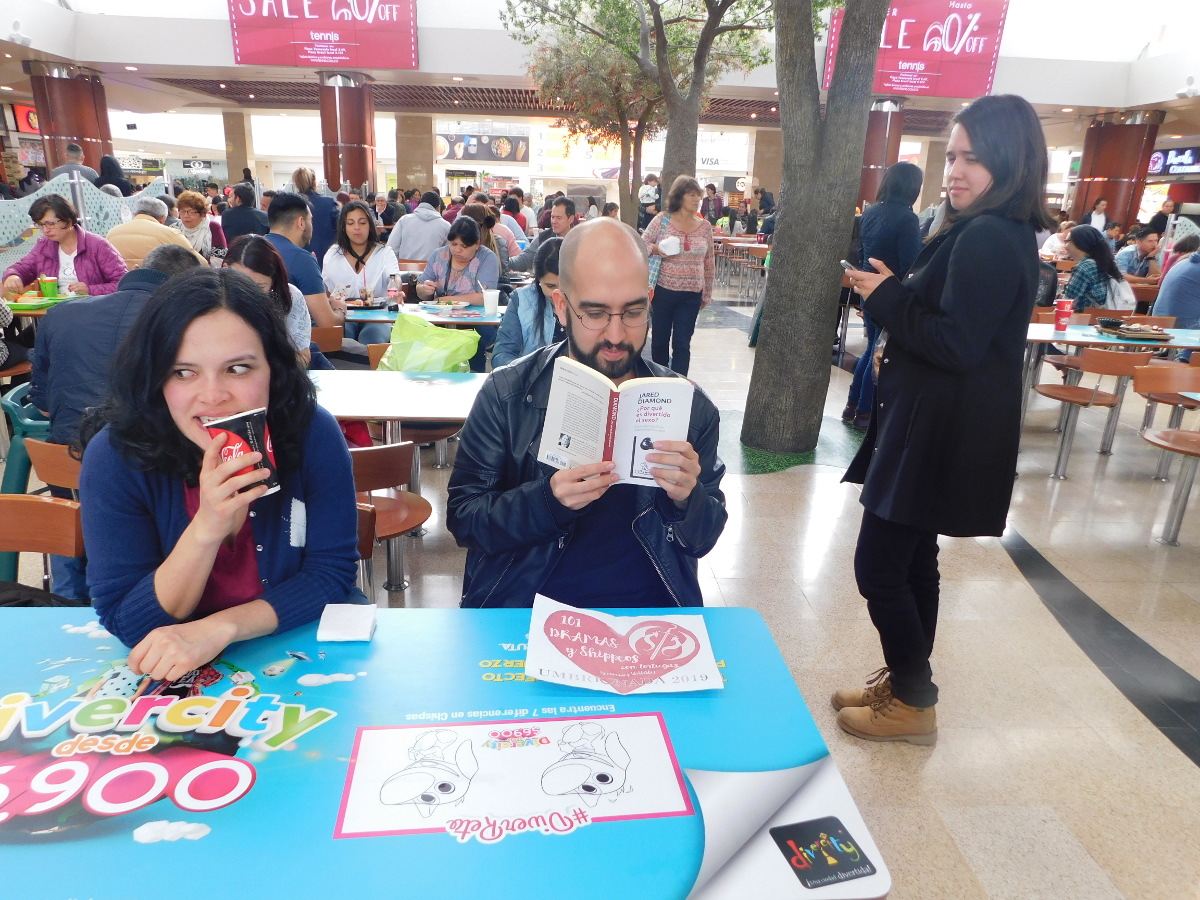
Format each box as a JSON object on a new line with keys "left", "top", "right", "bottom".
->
{"left": 447, "top": 343, "right": 727, "bottom": 607}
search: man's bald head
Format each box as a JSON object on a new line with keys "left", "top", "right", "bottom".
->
{"left": 559, "top": 217, "right": 648, "bottom": 295}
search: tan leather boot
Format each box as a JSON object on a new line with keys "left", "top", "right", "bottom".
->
{"left": 836, "top": 695, "right": 937, "bottom": 745}
{"left": 830, "top": 667, "right": 892, "bottom": 711}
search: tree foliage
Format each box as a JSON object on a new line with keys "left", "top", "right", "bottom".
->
{"left": 740, "top": 0, "right": 891, "bottom": 452}
{"left": 527, "top": 35, "right": 667, "bottom": 228}
{"left": 503, "top": 0, "right": 773, "bottom": 190}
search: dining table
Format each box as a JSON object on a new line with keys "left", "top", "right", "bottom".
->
{"left": 0, "top": 606, "right": 892, "bottom": 900}
{"left": 345, "top": 304, "right": 506, "bottom": 328}
{"left": 1023, "top": 324, "right": 1200, "bottom": 447}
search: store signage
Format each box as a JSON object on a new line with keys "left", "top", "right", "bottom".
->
{"left": 1148, "top": 148, "right": 1200, "bottom": 177}
{"left": 436, "top": 133, "right": 528, "bottom": 165}
{"left": 823, "top": 0, "right": 1010, "bottom": 99}
{"left": 184, "top": 160, "right": 213, "bottom": 172}
{"left": 226, "top": 0, "right": 418, "bottom": 69}
{"left": 12, "top": 104, "right": 39, "bottom": 134}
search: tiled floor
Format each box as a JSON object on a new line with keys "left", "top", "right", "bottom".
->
{"left": 9, "top": 284, "right": 1200, "bottom": 898}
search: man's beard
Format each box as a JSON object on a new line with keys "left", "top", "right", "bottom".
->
{"left": 564, "top": 315, "right": 645, "bottom": 381}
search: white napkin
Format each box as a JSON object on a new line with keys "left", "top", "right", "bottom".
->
{"left": 317, "top": 604, "right": 377, "bottom": 642}
{"left": 659, "top": 235, "right": 681, "bottom": 256}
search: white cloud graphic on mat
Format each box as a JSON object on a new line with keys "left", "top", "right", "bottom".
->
{"left": 133, "top": 821, "right": 212, "bottom": 843}
{"left": 62, "top": 622, "right": 101, "bottom": 634}
{"left": 297, "top": 672, "right": 356, "bottom": 686}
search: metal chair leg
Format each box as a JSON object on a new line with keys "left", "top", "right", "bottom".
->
{"left": 384, "top": 536, "right": 409, "bottom": 591}
{"left": 1141, "top": 399, "right": 1157, "bottom": 432}
{"left": 1051, "top": 403, "right": 1081, "bottom": 479}
{"left": 1159, "top": 455, "right": 1199, "bottom": 545}
{"left": 1153, "top": 406, "right": 1186, "bottom": 481}
{"left": 433, "top": 438, "right": 450, "bottom": 469}
{"left": 1099, "top": 375, "right": 1130, "bottom": 455}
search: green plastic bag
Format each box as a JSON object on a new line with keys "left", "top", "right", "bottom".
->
{"left": 378, "top": 314, "right": 480, "bottom": 373}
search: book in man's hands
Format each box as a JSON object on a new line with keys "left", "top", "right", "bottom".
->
{"left": 537, "top": 356, "right": 694, "bottom": 484}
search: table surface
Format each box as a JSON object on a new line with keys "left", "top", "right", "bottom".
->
{"left": 310, "top": 369, "right": 487, "bottom": 422}
{"left": 1027, "top": 323, "right": 1200, "bottom": 349}
{"left": 0, "top": 608, "right": 889, "bottom": 900}
{"left": 346, "top": 304, "right": 505, "bottom": 327}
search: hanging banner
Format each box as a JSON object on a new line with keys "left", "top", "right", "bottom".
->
{"left": 823, "top": 0, "right": 1010, "bottom": 99}
{"left": 227, "top": 0, "right": 419, "bottom": 69}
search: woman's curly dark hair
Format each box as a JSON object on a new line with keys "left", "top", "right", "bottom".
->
{"left": 79, "top": 267, "right": 315, "bottom": 483}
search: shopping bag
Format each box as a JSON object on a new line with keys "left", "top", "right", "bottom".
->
{"left": 1106, "top": 277, "right": 1136, "bottom": 311}
{"left": 378, "top": 313, "right": 479, "bottom": 373}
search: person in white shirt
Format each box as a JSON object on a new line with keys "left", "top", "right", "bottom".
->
{"left": 1041, "top": 221, "right": 1075, "bottom": 259}
{"left": 322, "top": 200, "right": 400, "bottom": 346}
{"left": 1086, "top": 198, "right": 1109, "bottom": 231}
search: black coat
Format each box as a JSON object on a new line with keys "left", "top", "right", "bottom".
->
{"left": 220, "top": 204, "right": 269, "bottom": 241}
{"left": 844, "top": 213, "right": 1038, "bottom": 537}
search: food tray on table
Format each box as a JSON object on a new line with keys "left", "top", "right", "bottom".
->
{"left": 419, "top": 300, "right": 470, "bottom": 310}
{"left": 1094, "top": 324, "right": 1172, "bottom": 341}
{"left": 345, "top": 297, "right": 391, "bottom": 309}
{"left": 10, "top": 292, "right": 77, "bottom": 311}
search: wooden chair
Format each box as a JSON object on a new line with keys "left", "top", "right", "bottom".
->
{"left": 1134, "top": 359, "right": 1200, "bottom": 481}
{"left": 25, "top": 438, "right": 82, "bottom": 495}
{"left": 350, "top": 442, "right": 432, "bottom": 591}
{"left": 0, "top": 495, "right": 84, "bottom": 591}
{"left": 1033, "top": 348, "right": 1153, "bottom": 478}
{"left": 355, "top": 502, "right": 377, "bottom": 598}
{"left": 311, "top": 325, "right": 344, "bottom": 353}
{"left": 0, "top": 360, "right": 34, "bottom": 461}
{"left": 744, "top": 245, "right": 769, "bottom": 304}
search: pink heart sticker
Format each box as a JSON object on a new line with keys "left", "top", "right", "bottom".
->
{"left": 543, "top": 612, "right": 701, "bottom": 694}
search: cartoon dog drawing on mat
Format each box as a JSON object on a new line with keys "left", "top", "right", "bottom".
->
{"left": 379, "top": 729, "right": 479, "bottom": 818}
{"left": 541, "top": 722, "right": 632, "bottom": 807}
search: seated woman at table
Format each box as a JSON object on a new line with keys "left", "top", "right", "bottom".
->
{"left": 79, "top": 267, "right": 359, "bottom": 682}
{"left": 321, "top": 199, "right": 401, "bottom": 348}
{"left": 416, "top": 217, "right": 499, "bottom": 372}
{"left": 174, "top": 190, "right": 227, "bottom": 264}
{"left": 492, "top": 236, "right": 562, "bottom": 368}
{"left": 2, "top": 195, "right": 127, "bottom": 299}
{"left": 1063, "top": 224, "right": 1124, "bottom": 312}
{"left": 225, "top": 234, "right": 312, "bottom": 367}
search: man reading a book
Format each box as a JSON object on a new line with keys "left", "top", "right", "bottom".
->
{"left": 447, "top": 217, "right": 727, "bottom": 608}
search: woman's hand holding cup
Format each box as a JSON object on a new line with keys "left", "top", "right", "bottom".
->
{"left": 192, "top": 432, "right": 270, "bottom": 545}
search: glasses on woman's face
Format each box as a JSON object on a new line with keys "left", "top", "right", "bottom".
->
{"left": 37, "top": 219, "right": 65, "bottom": 231}
{"left": 563, "top": 295, "right": 650, "bottom": 330}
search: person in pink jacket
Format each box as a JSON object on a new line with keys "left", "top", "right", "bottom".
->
{"left": 2, "top": 195, "right": 127, "bottom": 298}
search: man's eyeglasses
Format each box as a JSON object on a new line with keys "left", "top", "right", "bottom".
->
{"left": 37, "top": 219, "right": 65, "bottom": 231}
{"left": 563, "top": 295, "right": 650, "bottom": 330}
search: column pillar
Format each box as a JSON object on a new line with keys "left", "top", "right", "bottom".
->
{"left": 319, "top": 71, "right": 375, "bottom": 192}
{"left": 1070, "top": 110, "right": 1164, "bottom": 231}
{"left": 25, "top": 61, "right": 113, "bottom": 172}
{"left": 916, "top": 138, "right": 948, "bottom": 213}
{"left": 748, "top": 128, "right": 782, "bottom": 208}
{"left": 395, "top": 114, "right": 435, "bottom": 192}
{"left": 222, "top": 111, "right": 255, "bottom": 183}
{"left": 858, "top": 99, "right": 904, "bottom": 208}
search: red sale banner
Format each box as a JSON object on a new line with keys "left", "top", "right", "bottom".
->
{"left": 823, "top": 0, "right": 1010, "bottom": 99}
{"left": 227, "top": 0, "right": 419, "bottom": 70}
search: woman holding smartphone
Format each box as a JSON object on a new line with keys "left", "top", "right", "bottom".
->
{"left": 837, "top": 95, "right": 1054, "bottom": 745}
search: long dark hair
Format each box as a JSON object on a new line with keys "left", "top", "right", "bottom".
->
{"left": 877, "top": 161, "right": 923, "bottom": 206}
{"left": 531, "top": 237, "right": 562, "bottom": 344}
{"left": 80, "top": 267, "right": 315, "bottom": 484}
{"left": 224, "top": 235, "right": 292, "bottom": 320}
{"left": 936, "top": 94, "right": 1055, "bottom": 237}
{"left": 335, "top": 199, "right": 379, "bottom": 270}
{"left": 1068, "top": 225, "right": 1122, "bottom": 282}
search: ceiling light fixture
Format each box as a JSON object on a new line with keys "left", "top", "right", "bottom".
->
{"left": 750, "top": 112, "right": 757, "bottom": 119}
{"left": 125, "top": 66, "right": 138, "bottom": 71}
{"left": 167, "top": 109, "right": 176, "bottom": 113}
{"left": 1170, "top": 134, "right": 1183, "bottom": 139}
{"left": 770, "top": 106, "right": 777, "bottom": 112}
{"left": 452, "top": 76, "right": 464, "bottom": 82}
{"left": 1060, "top": 107, "right": 1074, "bottom": 113}
{"left": 219, "top": 83, "right": 227, "bottom": 89}
{"left": 0, "top": 86, "right": 12, "bottom": 92}
{"left": 248, "top": 93, "right": 255, "bottom": 99}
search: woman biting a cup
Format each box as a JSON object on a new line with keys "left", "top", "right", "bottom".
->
{"left": 78, "top": 267, "right": 360, "bottom": 683}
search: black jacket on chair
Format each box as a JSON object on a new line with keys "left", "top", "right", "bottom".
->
{"left": 844, "top": 213, "right": 1039, "bottom": 537}
{"left": 447, "top": 343, "right": 727, "bottom": 607}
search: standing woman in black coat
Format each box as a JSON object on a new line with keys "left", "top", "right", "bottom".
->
{"left": 835, "top": 95, "right": 1055, "bottom": 745}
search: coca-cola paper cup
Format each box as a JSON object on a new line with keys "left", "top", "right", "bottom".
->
{"left": 203, "top": 407, "right": 280, "bottom": 496}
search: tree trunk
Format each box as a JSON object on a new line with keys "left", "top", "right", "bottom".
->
{"left": 618, "top": 122, "right": 635, "bottom": 229}
{"left": 628, "top": 114, "right": 648, "bottom": 228}
{"left": 740, "top": 0, "right": 890, "bottom": 453}
{"left": 659, "top": 91, "right": 701, "bottom": 192}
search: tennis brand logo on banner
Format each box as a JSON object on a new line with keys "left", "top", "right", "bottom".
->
{"left": 227, "top": 0, "right": 418, "bottom": 69}
{"left": 823, "top": 0, "right": 1010, "bottom": 99}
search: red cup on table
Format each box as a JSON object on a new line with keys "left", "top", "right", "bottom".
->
{"left": 1054, "top": 298, "right": 1073, "bottom": 332}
